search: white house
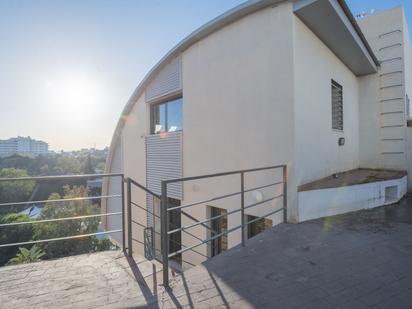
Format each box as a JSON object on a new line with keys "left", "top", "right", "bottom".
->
{"left": 0, "top": 136, "right": 49, "bottom": 157}
{"left": 102, "top": 0, "right": 412, "bottom": 268}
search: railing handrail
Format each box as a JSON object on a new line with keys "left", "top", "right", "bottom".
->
{"left": 0, "top": 194, "right": 121, "bottom": 208}
{"left": 162, "top": 164, "right": 286, "bottom": 185}
{"left": 127, "top": 177, "right": 160, "bottom": 199}
{"left": 0, "top": 173, "right": 123, "bottom": 183}
{"left": 0, "top": 173, "right": 126, "bottom": 254}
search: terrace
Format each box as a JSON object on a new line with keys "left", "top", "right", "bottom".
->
{"left": 1, "top": 194, "right": 412, "bottom": 308}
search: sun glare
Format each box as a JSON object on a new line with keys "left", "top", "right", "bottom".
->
{"left": 44, "top": 73, "right": 102, "bottom": 122}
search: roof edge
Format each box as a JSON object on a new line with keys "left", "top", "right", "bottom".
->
{"left": 104, "top": 0, "right": 286, "bottom": 175}
{"left": 336, "top": 0, "right": 380, "bottom": 66}
{"left": 104, "top": 0, "right": 380, "bottom": 176}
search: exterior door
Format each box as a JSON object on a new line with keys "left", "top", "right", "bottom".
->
{"left": 209, "top": 206, "right": 228, "bottom": 257}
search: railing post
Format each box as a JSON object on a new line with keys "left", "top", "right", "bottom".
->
{"left": 240, "top": 172, "right": 245, "bottom": 247}
{"left": 161, "top": 181, "right": 169, "bottom": 288}
{"left": 121, "top": 175, "right": 126, "bottom": 253}
{"left": 283, "top": 165, "right": 288, "bottom": 223}
{"left": 127, "top": 178, "right": 133, "bottom": 256}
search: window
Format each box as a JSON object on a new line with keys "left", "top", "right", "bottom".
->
{"left": 151, "top": 97, "right": 183, "bottom": 134}
{"left": 406, "top": 94, "right": 410, "bottom": 117}
{"left": 331, "top": 80, "right": 343, "bottom": 131}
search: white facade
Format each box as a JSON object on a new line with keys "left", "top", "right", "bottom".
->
{"left": 0, "top": 136, "right": 48, "bottom": 158}
{"left": 103, "top": 0, "right": 412, "bottom": 267}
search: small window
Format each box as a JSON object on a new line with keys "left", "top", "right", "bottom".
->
{"left": 331, "top": 80, "right": 343, "bottom": 131}
{"left": 151, "top": 97, "right": 182, "bottom": 134}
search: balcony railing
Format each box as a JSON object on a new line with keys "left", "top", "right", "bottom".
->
{"left": 0, "top": 165, "right": 288, "bottom": 289}
{"left": 159, "top": 165, "right": 288, "bottom": 288}
{"left": 0, "top": 173, "right": 124, "bottom": 250}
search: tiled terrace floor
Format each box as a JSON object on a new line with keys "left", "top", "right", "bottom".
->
{"left": 1, "top": 195, "right": 412, "bottom": 308}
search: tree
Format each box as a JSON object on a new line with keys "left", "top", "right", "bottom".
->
{"left": 0, "top": 168, "right": 35, "bottom": 206}
{"left": 0, "top": 213, "right": 33, "bottom": 266}
{"left": 95, "top": 162, "right": 105, "bottom": 172}
{"left": 33, "top": 185, "right": 101, "bottom": 258}
{"left": 53, "top": 156, "right": 81, "bottom": 175}
{"left": 82, "top": 155, "right": 95, "bottom": 174}
{"left": 8, "top": 245, "right": 45, "bottom": 265}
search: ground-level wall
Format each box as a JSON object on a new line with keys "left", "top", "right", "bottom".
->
{"left": 298, "top": 176, "right": 407, "bottom": 221}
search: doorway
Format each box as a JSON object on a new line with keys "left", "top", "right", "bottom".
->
{"left": 153, "top": 196, "right": 182, "bottom": 264}
{"left": 208, "top": 206, "right": 228, "bottom": 257}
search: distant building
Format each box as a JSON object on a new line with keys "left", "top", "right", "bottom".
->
{"left": 19, "top": 205, "right": 42, "bottom": 219}
{"left": 0, "top": 136, "right": 48, "bottom": 157}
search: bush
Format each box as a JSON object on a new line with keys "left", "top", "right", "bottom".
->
{"left": 8, "top": 245, "right": 45, "bottom": 265}
{"left": 0, "top": 213, "right": 33, "bottom": 266}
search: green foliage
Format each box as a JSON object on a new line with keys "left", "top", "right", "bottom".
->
{"left": 0, "top": 213, "right": 33, "bottom": 265}
{"left": 53, "top": 156, "right": 81, "bottom": 175}
{"left": 95, "top": 162, "right": 105, "bottom": 172}
{"left": 0, "top": 149, "right": 115, "bottom": 264}
{"left": 0, "top": 168, "right": 35, "bottom": 205}
{"left": 93, "top": 238, "right": 115, "bottom": 252}
{"left": 8, "top": 245, "right": 45, "bottom": 265}
{"left": 34, "top": 185, "right": 101, "bottom": 259}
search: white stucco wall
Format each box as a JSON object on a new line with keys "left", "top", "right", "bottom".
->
{"left": 105, "top": 94, "right": 149, "bottom": 255}
{"left": 103, "top": 138, "right": 123, "bottom": 245}
{"left": 181, "top": 2, "right": 295, "bottom": 266}
{"left": 358, "top": 73, "right": 381, "bottom": 168}
{"left": 358, "top": 7, "right": 408, "bottom": 171}
{"left": 293, "top": 16, "right": 360, "bottom": 187}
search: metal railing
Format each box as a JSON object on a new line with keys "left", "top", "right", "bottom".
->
{"left": 0, "top": 173, "right": 125, "bottom": 251}
{"left": 0, "top": 166, "right": 288, "bottom": 288}
{"left": 126, "top": 177, "right": 222, "bottom": 267}
{"left": 160, "top": 164, "right": 287, "bottom": 288}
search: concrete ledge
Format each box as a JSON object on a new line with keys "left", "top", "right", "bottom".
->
{"left": 298, "top": 175, "right": 407, "bottom": 222}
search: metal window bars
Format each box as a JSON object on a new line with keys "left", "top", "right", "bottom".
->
{"left": 0, "top": 173, "right": 125, "bottom": 251}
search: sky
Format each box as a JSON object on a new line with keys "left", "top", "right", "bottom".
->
{"left": 0, "top": 0, "right": 411, "bottom": 151}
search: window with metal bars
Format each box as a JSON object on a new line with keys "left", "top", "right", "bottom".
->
{"left": 331, "top": 80, "right": 343, "bottom": 131}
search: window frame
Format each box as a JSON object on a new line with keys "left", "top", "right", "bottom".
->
{"left": 331, "top": 79, "right": 344, "bottom": 132}
{"left": 150, "top": 96, "right": 183, "bottom": 135}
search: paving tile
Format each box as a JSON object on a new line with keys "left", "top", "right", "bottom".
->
{"left": 3, "top": 199, "right": 412, "bottom": 308}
